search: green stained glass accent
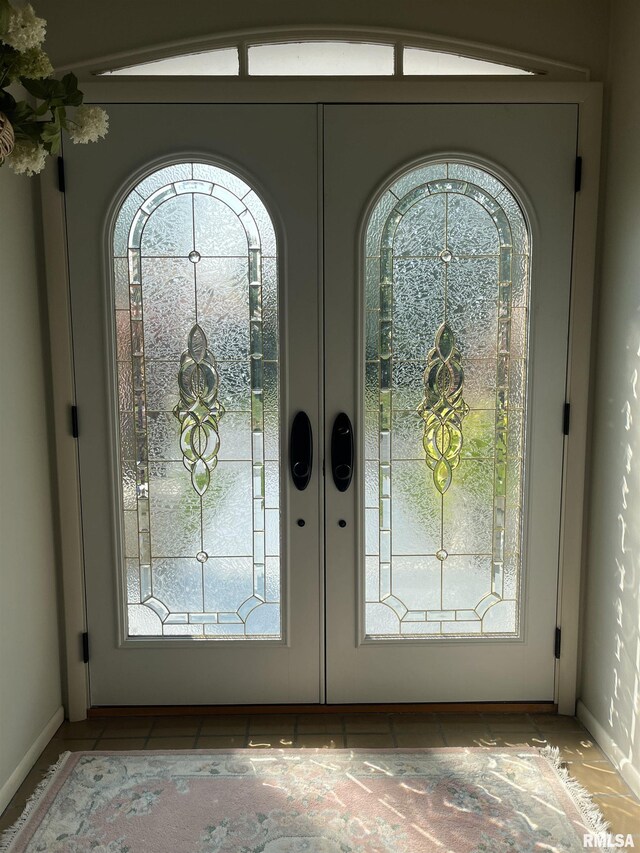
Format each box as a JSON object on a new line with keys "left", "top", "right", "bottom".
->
{"left": 173, "top": 324, "right": 225, "bottom": 497}
{"left": 417, "top": 322, "right": 469, "bottom": 494}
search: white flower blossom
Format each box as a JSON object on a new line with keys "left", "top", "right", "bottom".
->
{"left": 2, "top": 4, "right": 46, "bottom": 51}
{"left": 68, "top": 105, "right": 109, "bottom": 144}
{"left": 7, "top": 139, "right": 46, "bottom": 176}
{"left": 14, "top": 46, "right": 53, "bottom": 79}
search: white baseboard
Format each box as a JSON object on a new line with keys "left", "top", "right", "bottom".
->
{"left": 0, "top": 706, "right": 64, "bottom": 815}
{"left": 577, "top": 699, "right": 640, "bottom": 799}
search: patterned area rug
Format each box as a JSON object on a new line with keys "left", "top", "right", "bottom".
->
{"left": 1, "top": 748, "right": 608, "bottom": 852}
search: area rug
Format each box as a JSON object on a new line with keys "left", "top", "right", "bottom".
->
{"left": 1, "top": 747, "right": 609, "bottom": 852}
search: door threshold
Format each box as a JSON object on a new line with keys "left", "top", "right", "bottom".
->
{"left": 88, "top": 702, "right": 558, "bottom": 718}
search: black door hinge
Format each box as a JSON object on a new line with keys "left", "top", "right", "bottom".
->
{"left": 554, "top": 627, "right": 562, "bottom": 659}
{"left": 71, "top": 404, "right": 79, "bottom": 438}
{"left": 563, "top": 402, "right": 571, "bottom": 436}
{"left": 82, "top": 631, "right": 89, "bottom": 664}
{"left": 574, "top": 156, "right": 582, "bottom": 193}
{"left": 57, "top": 156, "right": 66, "bottom": 193}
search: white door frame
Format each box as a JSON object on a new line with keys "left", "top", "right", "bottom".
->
{"left": 41, "top": 79, "right": 601, "bottom": 720}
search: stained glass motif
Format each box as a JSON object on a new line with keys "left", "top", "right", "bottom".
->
{"left": 364, "top": 161, "right": 530, "bottom": 639}
{"left": 174, "top": 324, "right": 225, "bottom": 496}
{"left": 113, "top": 162, "right": 280, "bottom": 639}
{"left": 417, "top": 322, "right": 469, "bottom": 494}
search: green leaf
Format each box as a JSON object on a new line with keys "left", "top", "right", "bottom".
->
{"left": 12, "top": 100, "right": 36, "bottom": 123}
{"left": 64, "top": 89, "right": 83, "bottom": 107}
{"left": 34, "top": 100, "right": 50, "bottom": 116}
{"left": 13, "top": 121, "right": 43, "bottom": 143}
{"left": 45, "top": 134, "right": 61, "bottom": 156}
{"left": 62, "top": 72, "right": 79, "bottom": 95}
{"left": 41, "top": 119, "right": 62, "bottom": 155}
{"left": 20, "top": 77, "right": 53, "bottom": 100}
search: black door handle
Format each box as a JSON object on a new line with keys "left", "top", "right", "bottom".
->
{"left": 331, "top": 412, "right": 354, "bottom": 492}
{"left": 290, "top": 411, "right": 313, "bottom": 490}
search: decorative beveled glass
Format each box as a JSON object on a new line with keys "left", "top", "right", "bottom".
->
{"left": 113, "top": 162, "right": 281, "bottom": 638}
{"left": 364, "top": 161, "right": 530, "bottom": 639}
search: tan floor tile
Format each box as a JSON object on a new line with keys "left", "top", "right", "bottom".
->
{"left": 37, "top": 738, "right": 98, "bottom": 767}
{"left": 391, "top": 715, "right": 441, "bottom": 733}
{"left": 595, "top": 795, "right": 640, "bottom": 836}
{"left": 437, "top": 713, "right": 486, "bottom": 724}
{"left": 440, "top": 723, "right": 492, "bottom": 736}
{"left": 247, "top": 735, "right": 295, "bottom": 748}
{"left": 12, "top": 767, "right": 48, "bottom": 803}
{"left": 546, "top": 732, "right": 605, "bottom": 762}
{"left": 343, "top": 715, "right": 392, "bottom": 733}
{"left": 248, "top": 715, "right": 296, "bottom": 734}
{"left": 145, "top": 736, "right": 196, "bottom": 749}
{"left": 345, "top": 733, "right": 394, "bottom": 748}
{"left": 481, "top": 714, "right": 534, "bottom": 726}
{"left": 296, "top": 714, "right": 344, "bottom": 734}
{"left": 199, "top": 716, "right": 249, "bottom": 736}
{"left": 486, "top": 721, "right": 540, "bottom": 733}
{"left": 443, "top": 732, "right": 498, "bottom": 747}
{"left": 197, "top": 735, "right": 247, "bottom": 748}
{"left": 0, "top": 805, "right": 22, "bottom": 833}
{"left": 568, "top": 761, "right": 637, "bottom": 796}
{"left": 490, "top": 733, "right": 550, "bottom": 748}
{"left": 55, "top": 719, "right": 106, "bottom": 739}
{"left": 94, "top": 738, "right": 147, "bottom": 750}
{"left": 295, "top": 734, "right": 346, "bottom": 749}
{"left": 101, "top": 717, "right": 154, "bottom": 738}
{"left": 531, "top": 714, "right": 585, "bottom": 731}
{"left": 150, "top": 716, "right": 202, "bottom": 737}
{"left": 395, "top": 733, "right": 447, "bottom": 748}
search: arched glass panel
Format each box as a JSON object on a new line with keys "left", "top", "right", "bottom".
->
{"left": 403, "top": 48, "right": 533, "bottom": 76}
{"left": 364, "top": 161, "right": 530, "bottom": 639}
{"left": 113, "top": 162, "right": 280, "bottom": 639}
{"left": 248, "top": 41, "right": 394, "bottom": 76}
{"left": 103, "top": 48, "right": 239, "bottom": 76}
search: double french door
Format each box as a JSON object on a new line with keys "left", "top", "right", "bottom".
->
{"left": 64, "top": 102, "right": 577, "bottom": 706}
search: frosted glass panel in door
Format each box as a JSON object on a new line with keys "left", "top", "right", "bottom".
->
{"left": 364, "top": 161, "right": 529, "bottom": 639}
{"left": 113, "top": 162, "right": 280, "bottom": 639}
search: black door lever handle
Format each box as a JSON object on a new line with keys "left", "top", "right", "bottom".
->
{"left": 331, "top": 412, "right": 354, "bottom": 492}
{"left": 290, "top": 411, "right": 313, "bottom": 490}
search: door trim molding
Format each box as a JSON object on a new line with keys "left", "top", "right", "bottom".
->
{"left": 556, "top": 86, "right": 603, "bottom": 714}
{"left": 41, "top": 164, "right": 89, "bottom": 723}
{"left": 42, "top": 80, "right": 602, "bottom": 720}
{"left": 79, "top": 78, "right": 597, "bottom": 104}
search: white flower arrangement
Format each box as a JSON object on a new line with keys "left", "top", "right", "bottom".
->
{"left": 68, "top": 104, "right": 109, "bottom": 144}
{"left": 3, "top": 3, "right": 45, "bottom": 52}
{"left": 0, "top": 0, "right": 109, "bottom": 176}
{"left": 8, "top": 137, "right": 45, "bottom": 174}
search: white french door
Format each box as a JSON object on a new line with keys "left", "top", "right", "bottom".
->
{"left": 65, "top": 105, "right": 322, "bottom": 705}
{"left": 65, "top": 102, "right": 577, "bottom": 706}
{"left": 324, "top": 104, "right": 577, "bottom": 701}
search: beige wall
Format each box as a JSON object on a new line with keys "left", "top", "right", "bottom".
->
{"left": 580, "top": 0, "right": 640, "bottom": 787}
{"left": 0, "top": 167, "right": 62, "bottom": 805}
{"left": 38, "top": 0, "right": 609, "bottom": 78}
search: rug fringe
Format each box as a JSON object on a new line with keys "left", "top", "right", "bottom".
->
{"left": 539, "top": 744, "right": 610, "bottom": 836}
{"left": 0, "top": 751, "right": 71, "bottom": 853}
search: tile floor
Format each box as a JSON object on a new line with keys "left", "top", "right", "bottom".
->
{"left": 1, "top": 712, "right": 639, "bottom": 844}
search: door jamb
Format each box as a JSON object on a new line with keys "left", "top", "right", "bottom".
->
{"left": 42, "top": 79, "right": 602, "bottom": 720}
